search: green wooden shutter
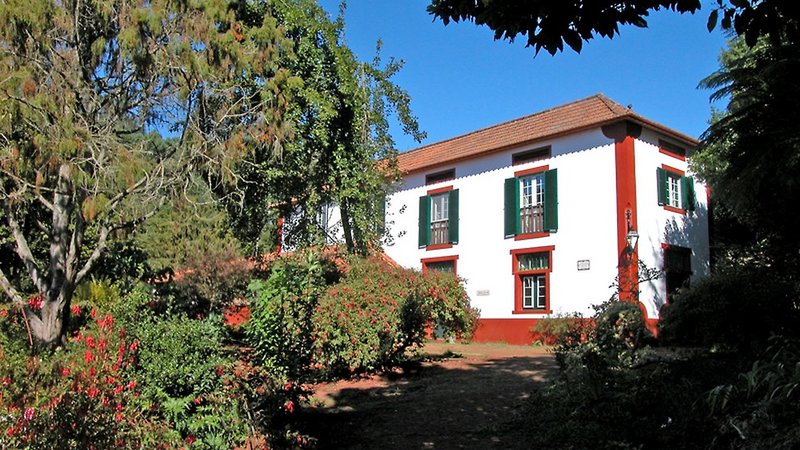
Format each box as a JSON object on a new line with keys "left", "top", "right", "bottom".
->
{"left": 504, "top": 177, "right": 519, "bottom": 238}
{"left": 544, "top": 169, "right": 558, "bottom": 232}
{"left": 681, "top": 176, "right": 696, "bottom": 211}
{"left": 418, "top": 195, "right": 430, "bottom": 248}
{"left": 448, "top": 189, "right": 459, "bottom": 244}
{"left": 656, "top": 168, "right": 668, "bottom": 205}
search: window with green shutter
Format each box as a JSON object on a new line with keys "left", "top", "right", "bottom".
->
{"left": 504, "top": 168, "right": 558, "bottom": 238}
{"left": 656, "top": 167, "right": 696, "bottom": 212}
{"left": 419, "top": 189, "right": 459, "bottom": 248}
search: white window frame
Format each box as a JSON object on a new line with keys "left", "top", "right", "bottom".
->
{"left": 522, "top": 274, "right": 546, "bottom": 309}
{"left": 667, "top": 173, "right": 682, "bottom": 209}
{"left": 430, "top": 192, "right": 449, "bottom": 223}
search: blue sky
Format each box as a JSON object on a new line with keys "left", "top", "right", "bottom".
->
{"left": 318, "top": 1, "right": 729, "bottom": 152}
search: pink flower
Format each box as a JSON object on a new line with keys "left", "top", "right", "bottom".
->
{"left": 23, "top": 408, "right": 35, "bottom": 421}
{"left": 186, "top": 436, "right": 196, "bottom": 445}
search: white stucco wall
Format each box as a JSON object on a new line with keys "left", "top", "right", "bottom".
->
{"left": 634, "top": 130, "right": 711, "bottom": 318}
{"left": 384, "top": 129, "right": 621, "bottom": 319}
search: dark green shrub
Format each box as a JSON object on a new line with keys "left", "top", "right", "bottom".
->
{"left": 245, "top": 250, "right": 332, "bottom": 382}
{"left": 130, "top": 316, "right": 226, "bottom": 398}
{"left": 658, "top": 266, "right": 799, "bottom": 353}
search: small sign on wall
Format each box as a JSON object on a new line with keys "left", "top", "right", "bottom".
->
{"left": 476, "top": 290, "right": 490, "bottom": 296}
{"left": 577, "top": 260, "right": 590, "bottom": 271}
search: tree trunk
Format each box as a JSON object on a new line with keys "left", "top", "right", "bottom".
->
{"left": 340, "top": 198, "right": 355, "bottom": 253}
{"left": 32, "top": 164, "right": 78, "bottom": 348}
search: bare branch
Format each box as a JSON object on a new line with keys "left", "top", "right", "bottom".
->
{"left": 3, "top": 204, "right": 48, "bottom": 294}
{"left": 0, "top": 268, "right": 26, "bottom": 307}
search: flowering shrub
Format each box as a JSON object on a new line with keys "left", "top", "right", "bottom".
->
{"left": 245, "top": 252, "right": 477, "bottom": 377}
{"left": 0, "top": 308, "right": 156, "bottom": 449}
{"left": 313, "top": 256, "right": 478, "bottom": 373}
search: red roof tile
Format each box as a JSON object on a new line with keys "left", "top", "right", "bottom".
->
{"left": 398, "top": 94, "right": 698, "bottom": 174}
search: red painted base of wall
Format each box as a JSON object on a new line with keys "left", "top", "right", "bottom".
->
{"left": 472, "top": 317, "right": 660, "bottom": 345}
{"left": 471, "top": 319, "right": 541, "bottom": 345}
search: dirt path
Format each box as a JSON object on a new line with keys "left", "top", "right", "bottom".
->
{"left": 297, "top": 342, "right": 557, "bottom": 449}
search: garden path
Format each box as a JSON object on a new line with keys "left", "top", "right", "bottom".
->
{"left": 297, "top": 341, "right": 557, "bottom": 449}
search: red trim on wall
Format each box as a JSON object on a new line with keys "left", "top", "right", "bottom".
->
{"left": 514, "top": 165, "right": 550, "bottom": 177}
{"left": 426, "top": 185, "right": 454, "bottom": 195}
{"left": 663, "top": 205, "right": 686, "bottom": 215}
{"left": 614, "top": 135, "right": 639, "bottom": 304}
{"left": 514, "top": 232, "right": 550, "bottom": 241}
{"left": 421, "top": 255, "right": 459, "bottom": 275}
{"left": 659, "top": 148, "right": 686, "bottom": 161}
{"left": 471, "top": 319, "right": 540, "bottom": 345}
{"left": 661, "top": 163, "right": 685, "bottom": 176}
{"left": 425, "top": 243, "right": 453, "bottom": 251}
{"left": 658, "top": 140, "right": 687, "bottom": 161}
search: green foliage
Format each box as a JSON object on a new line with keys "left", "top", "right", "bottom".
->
{"left": 245, "top": 251, "right": 477, "bottom": 378}
{"left": 118, "top": 292, "right": 254, "bottom": 449}
{"left": 427, "top": 0, "right": 799, "bottom": 55}
{"left": 705, "top": 337, "right": 800, "bottom": 449}
{"left": 696, "top": 37, "right": 800, "bottom": 271}
{"left": 0, "top": 0, "right": 298, "bottom": 345}
{"left": 136, "top": 194, "right": 252, "bottom": 316}
{"left": 312, "top": 256, "right": 478, "bottom": 373}
{"left": 245, "top": 250, "right": 334, "bottom": 382}
{"left": 531, "top": 314, "right": 585, "bottom": 346}
{"left": 129, "top": 316, "right": 226, "bottom": 398}
{"left": 228, "top": 0, "right": 425, "bottom": 254}
{"left": 0, "top": 309, "right": 164, "bottom": 449}
{"left": 658, "top": 266, "right": 800, "bottom": 354}
{"left": 72, "top": 277, "right": 123, "bottom": 314}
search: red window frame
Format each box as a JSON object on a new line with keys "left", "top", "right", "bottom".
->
{"left": 661, "top": 164, "right": 687, "bottom": 214}
{"left": 421, "top": 255, "right": 459, "bottom": 275}
{"left": 510, "top": 245, "right": 554, "bottom": 314}
{"left": 513, "top": 165, "right": 551, "bottom": 240}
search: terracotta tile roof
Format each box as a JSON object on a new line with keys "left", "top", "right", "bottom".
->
{"left": 398, "top": 94, "right": 698, "bottom": 174}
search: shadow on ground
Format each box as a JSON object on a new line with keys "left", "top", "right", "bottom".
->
{"left": 296, "top": 346, "right": 557, "bottom": 449}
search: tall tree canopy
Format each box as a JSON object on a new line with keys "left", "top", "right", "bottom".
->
{"left": 227, "top": 0, "right": 425, "bottom": 255}
{"left": 0, "top": 0, "right": 297, "bottom": 346}
{"left": 426, "top": 0, "right": 800, "bottom": 54}
{"left": 693, "top": 37, "right": 800, "bottom": 271}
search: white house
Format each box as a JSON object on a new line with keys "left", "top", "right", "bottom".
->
{"left": 382, "top": 94, "right": 710, "bottom": 344}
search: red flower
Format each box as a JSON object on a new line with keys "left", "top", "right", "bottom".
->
{"left": 27, "top": 294, "right": 42, "bottom": 311}
{"left": 90, "top": 308, "right": 98, "bottom": 319}
{"left": 61, "top": 368, "right": 71, "bottom": 377}
{"left": 126, "top": 381, "right": 137, "bottom": 390}
{"left": 186, "top": 436, "right": 196, "bottom": 445}
{"left": 71, "top": 305, "right": 81, "bottom": 315}
{"left": 23, "top": 408, "right": 35, "bottom": 421}
{"left": 283, "top": 400, "right": 295, "bottom": 413}
{"left": 85, "top": 336, "right": 96, "bottom": 348}
{"left": 87, "top": 387, "right": 100, "bottom": 398}
{"left": 84, "top": 350, "right": 94, "bottom": 363}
